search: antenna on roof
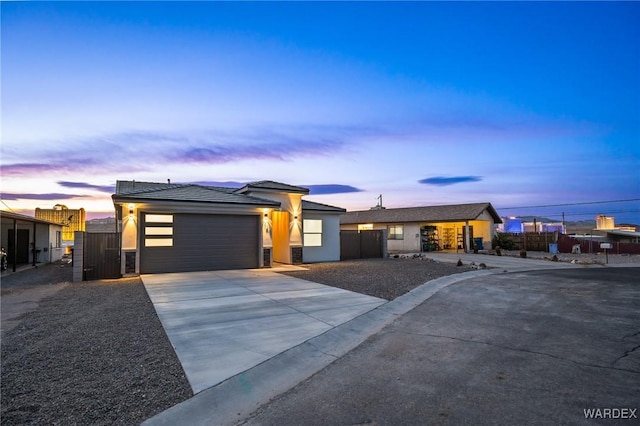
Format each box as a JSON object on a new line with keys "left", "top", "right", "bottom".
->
{"left": 370, "top": 194, "right": 385, "bottom": 210}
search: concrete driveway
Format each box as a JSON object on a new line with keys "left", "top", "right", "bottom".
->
{"left": 141, "top": 268, "right": 386, "bottom": 394}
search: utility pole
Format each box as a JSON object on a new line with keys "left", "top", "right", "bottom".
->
{"left": 562, "top": 212, "right": 566, "bottom": 234}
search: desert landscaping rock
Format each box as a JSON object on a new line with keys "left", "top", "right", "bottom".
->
{"left": 1, "top": 277, "right": 192, "bottom": 425}
{"left": 280, "top": 258, "right": 473, "bottom": 300}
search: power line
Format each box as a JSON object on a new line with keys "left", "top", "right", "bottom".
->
{"left": 519, "top": 210, "right": 640, "bottom": 219}
{"left": 1, "top": 200, "right": 15, "bottom": 212}
{"left": 497, "top": 198, "right": 640, "bottom": 210}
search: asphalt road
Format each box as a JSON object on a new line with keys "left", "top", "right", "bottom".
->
{"left": 243, "top": 268, "right": 640, "bottom": 425}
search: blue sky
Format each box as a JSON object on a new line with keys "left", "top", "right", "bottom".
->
{"left": 2, "top": 2, "right": 639, "bottom": 223}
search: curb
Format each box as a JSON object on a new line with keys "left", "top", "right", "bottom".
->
{"left": 142, "top": 269, "right": 497, "bottom": 426}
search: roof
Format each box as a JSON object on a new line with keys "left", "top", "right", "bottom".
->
{"left": 1, "top": 210, "right": 65, "bottom": 226}
{"left": 302, "top": 200, "right": 346, "bottom": 213}
{"left": 237, "top": 180, "right": 310, "bottom": 194}
{"left": 113, "top": 181, "right": 280, "bottom": 207}
{"left": 605, "top": 230, "right": 640, "bottom": 238}
{"left": 340, "top": 203, "right": 502, "bottom": 224}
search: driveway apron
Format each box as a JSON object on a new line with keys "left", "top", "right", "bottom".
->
{"left": 142, "top": 269, "right": 386, "bottom": 394}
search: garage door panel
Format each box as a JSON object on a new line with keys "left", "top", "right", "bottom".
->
{"left": 141, "top": 213, "right": 259, "bottom": 274}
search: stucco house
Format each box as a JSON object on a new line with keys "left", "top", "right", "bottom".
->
{"left": 340, "top": 202, "right": 502, "bottom": 253}
{"left": 112, "top": 180, "right": 345, "bottom": 275}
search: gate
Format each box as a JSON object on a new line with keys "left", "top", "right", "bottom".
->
{"left": 340, "top": 230, "right": 384, "bottom": 260}
{"left": 84, "top": 233, "right": 121, "bottom": 280}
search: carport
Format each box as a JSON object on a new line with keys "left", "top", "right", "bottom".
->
{"left": 0, "top": 211, "right": 65, "bottom": 272}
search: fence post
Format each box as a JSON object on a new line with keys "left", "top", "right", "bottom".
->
{"left": 72, "top": 231, "right": 84, "bottom": 282}
{"left": 381, "top": 229, "right": 388, "bottom": 258}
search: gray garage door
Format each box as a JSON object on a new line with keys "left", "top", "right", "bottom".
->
{"left": 140, "top": 213, "right": 259, "bottom": 274}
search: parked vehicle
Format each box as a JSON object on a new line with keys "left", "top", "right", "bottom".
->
{"left": 1, "top": 248, "right": 7, "bottom": 270}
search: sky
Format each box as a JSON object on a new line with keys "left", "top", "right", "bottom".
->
{"left": 2, "top": 1, "right": 639, "bottom": 224}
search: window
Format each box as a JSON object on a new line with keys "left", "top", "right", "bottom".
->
{"left": 55, "top": 231, "right": 61, "bottom": 248}
{"left": 145, "top": 238, "right": 173, "bottom": 247}
{"left": 145, "top": 214, "right": 173, "bottom": 247}
{"left": 303, "top": 219, "right": 322, "bottom": 247}
{"left": 145, "top": 227, "right": 173, "bottom": 236}
{"left": 388, "top": 225, "right": 404, "bottom": 240}
{"left": 145, "top": 214, "right": 173, "bottom": 223}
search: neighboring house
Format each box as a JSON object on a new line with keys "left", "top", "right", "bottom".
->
{"left": 111, "top": 180, "right": 345, "bottom": 275}
{"left": 340, "top": 202, "right": 502, "bottom": 253}
{"left": 0, "top": 210, "right": 65, "bottom": 271}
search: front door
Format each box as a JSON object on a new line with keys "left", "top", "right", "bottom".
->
{"left": 272, "top": 211, "right": 290, "bottom": 264}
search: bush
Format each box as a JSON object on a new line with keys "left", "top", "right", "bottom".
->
{"left": 492, "top": 233, "right": 516, "bottom": 250}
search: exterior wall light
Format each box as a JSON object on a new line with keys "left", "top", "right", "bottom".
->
{"left": 128, "top": 204, "right": 134, "bottom": 218}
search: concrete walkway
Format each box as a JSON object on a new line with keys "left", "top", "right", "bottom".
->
{"left": 141, "top": 268, "right": 386, "bottom": 394}
{"left": 419, "top": 252, "right": 600, "bottom": 271}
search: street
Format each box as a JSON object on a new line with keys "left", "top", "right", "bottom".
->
{"left": 244, "top": 268, "right": 640, "bottom": 425}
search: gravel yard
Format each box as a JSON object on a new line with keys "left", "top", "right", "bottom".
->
{"left": 1, "top": 275, "right": 192, "bottom": 425}
{"left": 280, "top": 257, "right": 472, "bottom": 300}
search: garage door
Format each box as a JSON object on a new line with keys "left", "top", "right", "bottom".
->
{"left": 140, "top": 213, "right": 259, "bottom": 274}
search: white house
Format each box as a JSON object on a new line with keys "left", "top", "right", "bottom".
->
{"left": 340, "top": 202, "right": 502, "bottom": 253}
{"left": 112, "top": 180, "right": 345, "bottom": 275}
{"left": 1, "top": 210, "right": 65, "bottom": 271}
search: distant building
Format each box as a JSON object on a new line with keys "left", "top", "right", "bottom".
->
{"left": 498, "top": 217, "right": 565, "bottom": 234}
{"left": 596, "top": 215, "right": 615, "bottom": 230}
{"left": 502, "top": 217, "right": 523, "bottom": 233}
{"left": 35, "top": 204, "right": 85, "bottom": 245}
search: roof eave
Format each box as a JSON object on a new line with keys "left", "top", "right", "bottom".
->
{"left": 112, "top": 194, "right": 280, "bottom": 208}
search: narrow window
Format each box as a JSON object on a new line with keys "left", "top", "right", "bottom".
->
{"left": 145, "top": 238, "right": 173, "bottom": 247}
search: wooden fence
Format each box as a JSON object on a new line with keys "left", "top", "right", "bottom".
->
{"left": 340, "top": 230, "right": 384, "bottom": 260}
{"left": 496, "top": 232, "right": 558, "bottom": 251}
{"left": 558, "top": 234, "right": 640, "bottom": 255}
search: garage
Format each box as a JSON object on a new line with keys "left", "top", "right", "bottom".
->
{"left": 140, "top": 213, "right": 260, "bottom": 274}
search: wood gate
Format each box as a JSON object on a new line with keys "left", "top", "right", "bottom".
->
{"left": 340, "top": 230, "right": 384, "bottom": 260}
{"left": 84, "top": 233, "right": 121, "bottom": 280}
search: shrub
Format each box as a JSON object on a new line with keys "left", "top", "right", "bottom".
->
{"left": 492, "top": 233, "right": 516, "bottom": 250}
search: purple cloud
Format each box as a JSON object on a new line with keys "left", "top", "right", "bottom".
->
{"left": 419, "top": 176, "right": 482, "bottom": 186}
{"left": 177, "top": 138, "right": 344, "bottom": 165}
{"left": 1, "top": 193, "right": 90, "bottom": 201}
{"left": 305, "top": 184, "right": 363, "bottom": 195}
{"left": 0, "top": 163, "right": 66, "bottom": 176}
{"left": 57, "top": 181, "right": 115, "bottom": 193}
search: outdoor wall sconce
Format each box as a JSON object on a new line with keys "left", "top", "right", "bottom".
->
{"left": 294, "top": 215, "right": 298, "bottom": 220}
{"left": 128, "top": 204, "right": 134, "bottom": 218}
{"left": 264, "top": 213, "right": 268, "bottom": 217}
